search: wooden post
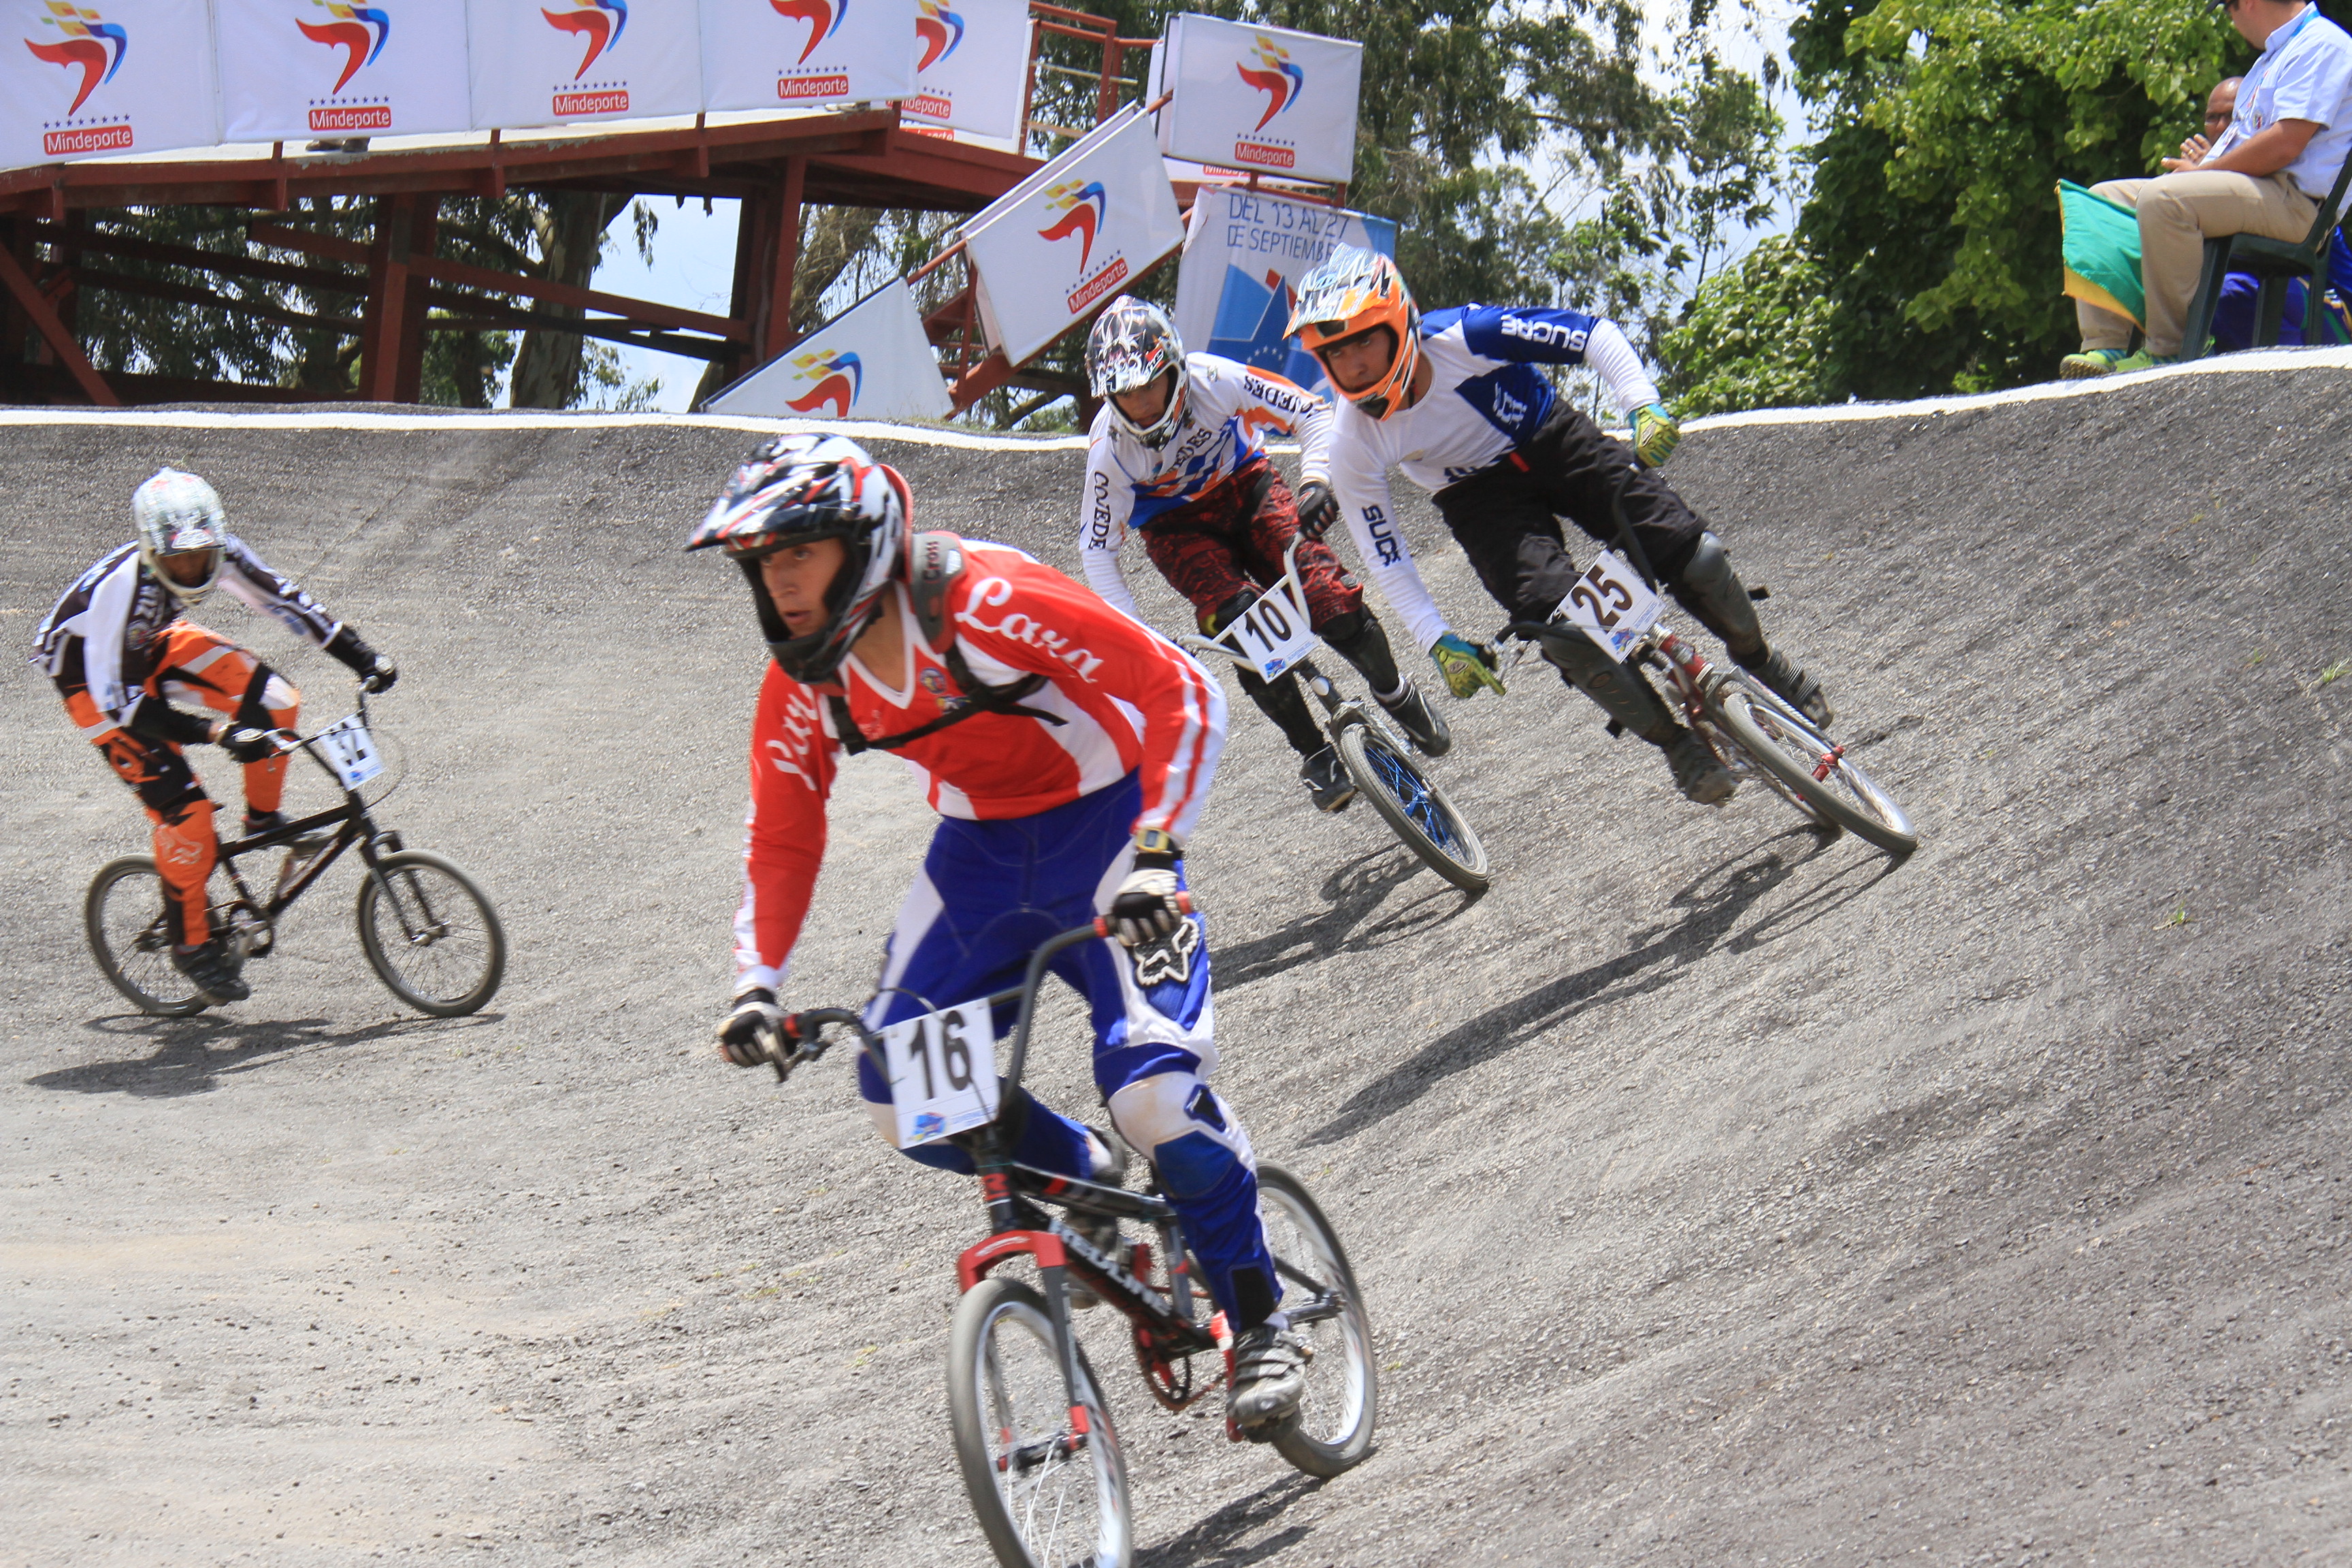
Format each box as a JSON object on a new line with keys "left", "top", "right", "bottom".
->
{"left": 755, "top": 157, "right": 807, "bottom": 363}
{"left": 0, "top": 240, "right": 118, "bottom": 405}
{"left": 392, "top": 197, "right": 439, "bottom": 403}
{"left": 358, "top": 193, "right": 417, "bottom": 401}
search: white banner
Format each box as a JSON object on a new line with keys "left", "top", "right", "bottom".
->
{"left": 1, "top": 0, "right": 217, "bottom": 167}
{"left": 700, "top": 0, "right": 914, "bottom": 113}
{"left": 1172, "top": 189, "right": 1394, "bottom": 392}
{"left": 705, "top": 278, "right": 951, "bottom": 421}
{"left": 902, "top": 0, "right": 1024, "bottom": 141}
{"left": 1148, "top": 14, "right": 1360, "bottom": 185}
{"left": 217, "top": 0, "right": 473, "bottom": 144}
{"left": 960, "top": 103, "right": 1183, "bottom": 367}
{"left": 466, "top": 0, "right": 700, "bottom": 130}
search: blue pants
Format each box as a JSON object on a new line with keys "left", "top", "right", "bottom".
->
{"left": 854, "top": 772, "right": 1279, "bottom": 1325}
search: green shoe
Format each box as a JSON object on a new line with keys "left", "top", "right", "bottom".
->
{"left": 2109, "top": 348, "right": 2178, "bottom": 374}
{"left": 2059, "top": 348, "right": 2132, "bottom": 379}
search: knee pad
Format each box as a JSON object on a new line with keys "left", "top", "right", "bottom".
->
{"left": 1669, "top": 532, "right": 1764, "bottom": 656}
{"left": 1108, "top": 1071, "right": 1254, "bottom": 1200}
{"left": 1317, "top": 606, "right": 1368, "bottom": 646}
{"left": 1541, "top": 632, "right": 1673, "bottom": 738}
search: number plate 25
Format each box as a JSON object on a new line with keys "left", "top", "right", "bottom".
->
{"left": 883, "top": 1000, "right": 1002, "bottom": 1148}
{"left": 1554, "top": 550, "right": 1663, "bottom": 662}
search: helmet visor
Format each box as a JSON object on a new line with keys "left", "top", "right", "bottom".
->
{"left": 156, "top": 546, "right": 223, "bottom": 592}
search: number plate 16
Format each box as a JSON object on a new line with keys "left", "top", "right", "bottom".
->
{"left": 1213, "top": 576, "right": 1319, "bottom": 681}
{"left": 1555, "top": 550, "right": 1664, "bottom": 662}
{"left": 883, "top": 1000, "right": 1002, "bottom": 1148}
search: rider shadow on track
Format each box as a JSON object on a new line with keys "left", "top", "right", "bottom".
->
{"left": 1307, "top": 828, "right": 1891, "bottom": 1146}
{"left": 1135, "top": 1471, "right": 1323, "bottom": 1567}
{"left": 25, "top": 1011, "right": 503, "bottom": 1100}
{"left": 1215, "top": 845, "right": 1478, "bottom": 990}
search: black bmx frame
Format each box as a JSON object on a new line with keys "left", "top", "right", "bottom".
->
{"left": 208, "top": 685, "right": 410, "bottom": 940}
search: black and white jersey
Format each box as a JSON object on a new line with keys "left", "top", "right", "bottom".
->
{"left": 30, "top": 536, "right": 342, "bottom": 724}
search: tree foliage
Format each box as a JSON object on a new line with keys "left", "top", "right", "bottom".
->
{"left": 1658, "top": 234, "right": 1835, "bottom": 414}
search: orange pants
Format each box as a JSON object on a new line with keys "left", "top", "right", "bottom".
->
{"left": 63, "top": 624, "right": 301, "bottom": 943}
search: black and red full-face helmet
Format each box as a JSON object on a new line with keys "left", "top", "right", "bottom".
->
{"left": 687, "top": 433, "right": 911, "bottom": 683}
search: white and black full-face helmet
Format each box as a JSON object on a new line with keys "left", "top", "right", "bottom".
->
{"left": 686, "top": 433, "right": 911, "bottom": 684}
{"left": 131, "top": 468, "right": 230, "bottom": 603}
{"left": 1085, "top": 296, "right": 1188, "bottom": 448}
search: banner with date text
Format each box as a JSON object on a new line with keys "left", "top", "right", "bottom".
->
{"left": 1172, "top": 186, "right": 1394, "bottom": 392}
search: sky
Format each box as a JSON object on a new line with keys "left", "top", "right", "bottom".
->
{"left": 572, "top": 0, "right": 1816, "bottom": 414}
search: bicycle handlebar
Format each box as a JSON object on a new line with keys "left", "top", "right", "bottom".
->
{"left": 766, "top": 892, "right": 1195, "bottom": 1092}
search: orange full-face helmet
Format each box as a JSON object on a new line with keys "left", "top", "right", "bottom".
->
{"left": 1286, "top": 246, "right": 1420, "bottom": 421}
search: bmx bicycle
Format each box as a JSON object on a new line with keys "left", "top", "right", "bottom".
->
{"left": 756, "top": 907, "right": 1377, "bottom": 1568}
{"left": 1180, "top": 538, "right": 1489, "bottom": 893}
{"left": 83, "top": 683, "right": 507, "bottom": 1017}
{"left": 1496, "top": 470, "right": 1917, "bottom": 854}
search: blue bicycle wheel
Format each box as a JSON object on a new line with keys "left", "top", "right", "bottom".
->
{"left": 1337, "top": 723, "right": 1490, "bottom": 892}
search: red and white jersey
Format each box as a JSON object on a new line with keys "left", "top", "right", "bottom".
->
{"left": 734, "top": 540, "right": 1226, "bottom": 995}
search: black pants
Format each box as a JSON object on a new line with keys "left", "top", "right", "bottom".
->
{"left": 1431, "top": 403, "right": 1709, "bottom": 627}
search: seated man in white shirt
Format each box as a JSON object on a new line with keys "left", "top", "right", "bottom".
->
{"left": 2063, "top": 0, "right": 2352, "bottom": 376}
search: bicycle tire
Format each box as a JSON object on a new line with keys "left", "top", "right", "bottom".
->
{"left": 1336, "top": 723, "right": 1490, "bottom": 893}
{"left": 353, "top": 851, "right": 507, "bottom": 1017}
{"left": 947, "top": 1276, "right": 1131, "bottom": 1568}
{"left": 1255, "top": 1163, "right": 1377, "bottom": 1477}
{"left": 84, "top": 857, "right": 210, "bottom": 1017}
{"left": 1709, "top": 676, "right": 1918, "bottom": 854}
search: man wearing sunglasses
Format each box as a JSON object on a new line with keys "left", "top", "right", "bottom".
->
{"left": 2062, "top": 0, "right": 2352, "bottom": 376}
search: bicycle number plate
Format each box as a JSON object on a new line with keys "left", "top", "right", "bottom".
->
{"left": 882, "top": 999, "right": 1001, "bottom": 1148}
{"left": 1554, "top": 550, "right": 1664, "bottom": 662}
{"left": 1212, "top": 576, "right": 1318, "bottom": 681}
{"left": 316, "top": 713, "right": 385, "bottom": 789}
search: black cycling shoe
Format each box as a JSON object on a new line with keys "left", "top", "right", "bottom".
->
{"left": 1661, "top": 730, "right": 1735, "bottom": 805}
{"left": 1227, "top": 1322, "right": 1308, "bottom": 1433}
{"left": 1299, "top": 746, "right": 1356, "bottom": 813}
{"left": 1737, "top": 647, "right": 1834, "bottom": 729}
{"left": 1377, "top": 680, "right": 1452, "bottom": 757}
{"left": 170, "top": 938, "right": 250, "bottom": 1004}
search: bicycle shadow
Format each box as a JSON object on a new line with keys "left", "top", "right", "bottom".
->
{"left": 25, "top": 1010, "right": 503, "bottom": 1100}
{"left": 1305, "top": 828, "right": 1857, "bottom": 1145}
{"left": 1136, "top": 1471, "right": 1323, "bottom": 1567}
{"left": 1217, "top": 846, "right": 1476, "bottom": 990}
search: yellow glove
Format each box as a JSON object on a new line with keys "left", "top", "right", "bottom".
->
{"left": 1632, "top": 403, "right": 1680, "bottom": 468}
{"left": 1429, "top": 633, "right": 1506, "bottom": 700}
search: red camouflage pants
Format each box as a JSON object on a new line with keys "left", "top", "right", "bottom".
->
{"left": 1138, "top": 459, "right": 1364, "bottom": 631}
{"left": 62, "top": 623, "right": 301, "bottom": 942}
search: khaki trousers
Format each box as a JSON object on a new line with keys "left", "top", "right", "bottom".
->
{"left": 2076, "top": 170, "right": 2317, "bottom": 357}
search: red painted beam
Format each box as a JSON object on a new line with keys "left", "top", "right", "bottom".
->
{"left": 0, "top": 242, "right": 117, "bottom": 405}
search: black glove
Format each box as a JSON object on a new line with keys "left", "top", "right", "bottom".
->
{"left": 1293, "top": 480, "right": 1339, "bottom": 542}
{"left": 1203, "top": 589, "right": 1260, "bottom": 637}
{"left": 327, "top": 628, "right": 398, "bottom": 693}
{"left": 1109, "top": 833, "right": 1188, "bottom": 946}
{"left": 218, "top": 725, "right": 284, "bottom": 764}
{"left": 715, "top": 989, "right": 789, "bottom": 1067}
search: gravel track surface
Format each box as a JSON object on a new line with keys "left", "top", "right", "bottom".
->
{"left": 4, "top": 370, "right": 2351, "bottom": 1567}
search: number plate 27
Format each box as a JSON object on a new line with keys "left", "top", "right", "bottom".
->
{"left": 883, "top": 1000, "right": 1002, "bottom": 1148}
{"left": 317, "top": 713, "right": 385, "bottom": 788}
{"left": 1554, "top": 550, "right": 1663, "bottom": 662}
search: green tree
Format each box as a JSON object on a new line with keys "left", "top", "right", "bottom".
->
{"left": 1658, "top": 234, "right": 1835, "bottom": 414}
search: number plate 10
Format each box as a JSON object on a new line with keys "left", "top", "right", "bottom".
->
{"left": 883, "top": 1000, "right": 1002, "bottom": 1148}
{"left": 1213, "top": 576, "right": 1319, "bottom": 681}
{"left": 1555, "top": 550, "right": 1664, "bottom": 662}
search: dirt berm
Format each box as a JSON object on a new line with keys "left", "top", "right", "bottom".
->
{"left": 4, "top": 362, "right": 2350, "bottom": 1567}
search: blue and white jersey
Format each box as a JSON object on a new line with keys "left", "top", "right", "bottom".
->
{"left": 1078, "top": 352, "right": 1333, "bottom": 619}
{"left": 1323, "top": 305, "right": 1662, "bottom": 651}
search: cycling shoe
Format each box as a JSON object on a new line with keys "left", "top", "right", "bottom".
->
{"left": 170, "top": 938, "right": 250, "bottom": 1004}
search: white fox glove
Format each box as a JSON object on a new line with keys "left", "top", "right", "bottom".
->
{"left": 715, "top": 989, "right": 786, "bottom": 1067}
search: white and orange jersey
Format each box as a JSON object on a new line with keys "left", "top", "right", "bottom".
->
{"left": 734, "top": 540, "right": 1227, "bottom": 995}
{"left": 1077, "top": 353, "right": 1331, "bottom": 616}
